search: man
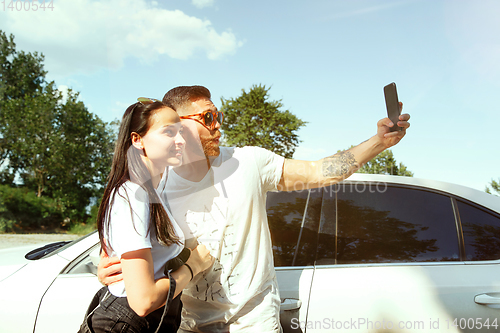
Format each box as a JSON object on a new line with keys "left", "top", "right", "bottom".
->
{"left": 99, "top": 85, "right": 410, "bottom": 332}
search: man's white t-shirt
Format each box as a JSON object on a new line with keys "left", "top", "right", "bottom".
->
{"left": 159, "top": 146, "right": 285, "bottom": 333}
{"left": 105, "top": 181, "right": 185, "bottom": 297}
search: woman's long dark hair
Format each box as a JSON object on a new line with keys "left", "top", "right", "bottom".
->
{"left": 97, "top": 101, "right": 180, "bottom": 253}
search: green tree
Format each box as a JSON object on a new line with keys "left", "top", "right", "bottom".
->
{"left": 0, "top": 30, "right": 116, "bottom": 225}
{"left": 486, "top": 178, "right": 500, "bottom": 196}
{"left": 220, "top": 84, "right": 306, "bottom": 158}
{"left": 1, "top": 31, "right": 47, "bottom": 167}
{"left": 4, "top": 88, "right": 116, "bottom": 221}
{"left": 356, "top": 149, "right": 413, "bottom": 176}
{"left": 0, "top": 32, "right": 46, "bottom": 100}
{"left": 3, "top": 85, "right": 60, "bottom": 196}
{"left": 40, "top": 90, "right": 116, "bottom": 219}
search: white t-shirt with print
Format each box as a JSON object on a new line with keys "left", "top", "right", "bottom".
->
{"left": 159, "top": 146, "right": 285, "bottom": 333}
{"left": 105, "top": 181, "right": 185, "bottom": 297}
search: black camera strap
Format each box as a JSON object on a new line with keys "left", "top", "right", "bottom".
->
{"left": 153, "top": 270, "right": 176, "bottom": 333}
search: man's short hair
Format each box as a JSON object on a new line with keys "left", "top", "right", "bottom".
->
{"left": 162, "top": 86, "right": 211, "bottom": 111}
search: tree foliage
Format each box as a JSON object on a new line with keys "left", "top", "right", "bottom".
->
{"left": 0, "top": 30, "right": 116, "bottom": 227}
{"left": 1, "top": 32, "right": 47, "bottom": 166}
{"left": 486, "top": 179, "right": 500, "bottom": 196}
{"left": 355, "top": 149, "right": 413, "bottom": 177}
{"left": 220, "top": 84, "right": 306, "bottom": 158}
{"left": 0, "top": 32, "right": 46, "bottom": 101}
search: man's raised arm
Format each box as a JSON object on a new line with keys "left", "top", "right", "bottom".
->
{"left": 278, "top": 110, "right": 410, "bottom": 191}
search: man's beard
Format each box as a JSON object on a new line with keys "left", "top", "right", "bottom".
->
{"left": 200, "top": 132, "right": 221, "bottom": 157}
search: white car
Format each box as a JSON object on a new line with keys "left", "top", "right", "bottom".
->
{"left": 1, "top": 174, "right": 499, "bottom": 333}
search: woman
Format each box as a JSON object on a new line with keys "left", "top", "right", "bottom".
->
{"left": 79, "top": 98, "right": 213, "bottom": 333}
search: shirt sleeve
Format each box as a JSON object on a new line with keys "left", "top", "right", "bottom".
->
{"left": 106, "top": 183, "right": 152, "bottom": 258}
{"left": 251, "top": 146, "right": 285, "bottom": 193}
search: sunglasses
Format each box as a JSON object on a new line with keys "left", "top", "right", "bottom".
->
{"left": 180, "top": 110, "right": 224, "bottom": 131}
{"left": 137, "top": 97, "right": 161, "bottom": 105}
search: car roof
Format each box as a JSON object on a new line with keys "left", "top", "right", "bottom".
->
{"left": 341, "top": 174, "right": 500, "bottom": 214}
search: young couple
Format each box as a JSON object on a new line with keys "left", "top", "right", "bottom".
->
{"left": 82, "top": 86, "right": 411, "bottom": 333}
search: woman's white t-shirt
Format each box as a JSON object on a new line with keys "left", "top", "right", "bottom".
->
{"left": 104, "top": 181, "right": 184, "bottom": 297}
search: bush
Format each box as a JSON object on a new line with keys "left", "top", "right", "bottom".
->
{"left": 0, "top": 217, "right": 15, "bottom": 233}
{"left": 67, "top": 203, "right": 98, "bottom": 235}
{"left": 68, "top": 222, "right": 96, "bottom": 235}
{"left": 0, "top": 185, "right": 64, "bottom": 232}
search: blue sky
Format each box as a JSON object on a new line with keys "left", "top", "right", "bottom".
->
{"left": 1, "top": 0, "right": 499, "bottom": 191}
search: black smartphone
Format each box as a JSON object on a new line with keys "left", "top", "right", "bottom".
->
{"left": 384, "top": 82, "right": 402, "bottom": 132}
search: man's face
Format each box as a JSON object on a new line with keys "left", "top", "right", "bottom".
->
{"left": 178, "top": 98, "right": 221, "bottom": 157}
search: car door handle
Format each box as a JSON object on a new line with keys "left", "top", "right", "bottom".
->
{"left": 475, "top": 294, "right": 500, "bottom": 305}
{"left": 281, "top": 298, "right": 302, "bottom": 311}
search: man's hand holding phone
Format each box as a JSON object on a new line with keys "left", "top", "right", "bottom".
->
{"left": 384, "top": 82, "right": 403, "bottom": 132}
{"left": 377, "top": 82, "right": 410, "bottom": 148}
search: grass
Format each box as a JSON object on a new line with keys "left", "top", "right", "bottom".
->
{"left": 68, "top": 222, "right": 97, "bottom": 235}
{"left": 0, "top": 219, "right": 96, "bottom": 235}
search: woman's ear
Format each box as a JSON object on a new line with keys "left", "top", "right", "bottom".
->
{"left": 131, "top": 132, "right": 144, "bottom": 150}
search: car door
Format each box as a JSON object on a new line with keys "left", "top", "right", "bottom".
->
{"left": 267, "top": 188, "right": 322, "bottom": 333}
{"left": 455, "top": 198, "right": 500, "bottom": 331}
{"left": 34, "top": 232, "right": 102, "bottom": 333}
{"left": 305, "top": 182, "right": 500, "bottom": 333}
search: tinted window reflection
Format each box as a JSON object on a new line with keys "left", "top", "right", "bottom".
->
{"left": 267, "top": 188, "right": 321, "bottom": 267}
{"left": 317, "top": 184, "right": 459, "bottom": 264}
{"left": 458, "top": 200, "right": 500, "bottom": 261}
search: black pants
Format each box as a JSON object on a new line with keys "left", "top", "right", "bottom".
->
{"left": 79, "top": 286, "right": 182, "bottom": 333}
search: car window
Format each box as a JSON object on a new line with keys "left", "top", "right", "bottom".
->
{"left": 317, "top": 183, "right": 460, "bottom": 265}
{"left": 457, "top": 199, "right": 500, "bottom": 261}
{"left": 267, "top": 188, "right": 322, "bottom": 267}
{"left": 64, "top": 243, "right": 100, "bottom": 275}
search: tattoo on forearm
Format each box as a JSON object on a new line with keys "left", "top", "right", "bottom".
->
{"left": 322, "top": 151, "right": 358, "bottom": 177}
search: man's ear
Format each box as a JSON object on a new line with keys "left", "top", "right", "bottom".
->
{"left": 131, "top": 132, "right": 143, "bottom": 150}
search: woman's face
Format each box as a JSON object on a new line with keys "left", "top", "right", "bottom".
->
{"left": 139, "top": 107, "right": 185, "bottom": 171}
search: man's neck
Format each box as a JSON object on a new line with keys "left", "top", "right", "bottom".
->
{"left": 173, "top": 158, "right": 208, "bottom": 182}
{"left": 173, "top": 154, "right": 218, "bottom": 182}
